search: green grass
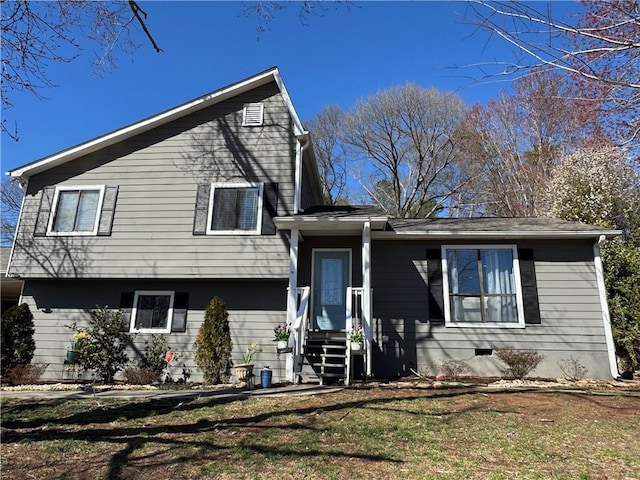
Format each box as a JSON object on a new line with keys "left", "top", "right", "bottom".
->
{"left": 1, "top": 386, "right": 639, "bottom": 479}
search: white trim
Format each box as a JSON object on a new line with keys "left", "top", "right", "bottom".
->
{"left": 46, "top": 185, "right": 106, "bottom": 236}
{"left": 311, "top": 248, "right": 352, "bottom": 331}
{"left": 593, "top": 236, "right": 620, "bottom": 379}
{"left": 362, "top": 221, "right": 372, "bottom": 377}
{"left": 285, "top": 228, "right": 300, "bottom": 382}
{"left": 242, "top": 103, "right": 264, "bottom": 126}
{"left": 130, "top": 290, "right": 175, "bottom": 334}
{"left": 6, "top": 178, "right": 27, "bottom": 278}
{"left": 441, "top": 244, "right": 525, "bottom": 329}
{"left": 205, "top": 182, "right": 264, "bottom": 235}
{"left": 293, "top": 136, "right": 310, "bottom": 214}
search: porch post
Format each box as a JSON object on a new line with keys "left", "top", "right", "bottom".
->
{"left": 285, "top": 228, "right": 299, "bottom": 382}
{"left": 362, "top": 221, "right": 372, "bottom": 377}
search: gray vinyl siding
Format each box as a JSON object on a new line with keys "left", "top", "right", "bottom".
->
{"left": 299, "top": 151, "right": 324, "bottom": 210}
{"left": 20, "top": 279, "right": 289, "bottom": 383}
{"left": 10, "top": 82, "right": 295, "bottom": 279}
{"left": 371, "top": 239, "right": 612, "bottom": 379}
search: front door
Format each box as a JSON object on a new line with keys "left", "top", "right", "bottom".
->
{"left": 312, "top": 250, "right": 351, "bottom": 331}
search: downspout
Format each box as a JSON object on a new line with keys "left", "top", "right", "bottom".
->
{"left": 293, "top": 134, "right": 310, "bottom": 214}
{"left": 593, "top": 235, "right": 621, "bottom": 380}
{"left": 6, "top": 176, "right": 28, "bottom": 285}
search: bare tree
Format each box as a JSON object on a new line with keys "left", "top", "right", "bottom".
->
{"left": 342, "top": 84, "right": 465, "bottom": 218}
{"left": 465, "top": 0, "right": 640, "bottom": 146}
{"left": 305, "top": 105, "right": 348, "bottom": 204}
{"left": 1, "top": 178, "right": 24, "bottom": 245}
{"left": 453, "top": 68, "right": 608, "bottom": 217}
{"left": 1, "top": 0, "right": 162, "bottom": 140}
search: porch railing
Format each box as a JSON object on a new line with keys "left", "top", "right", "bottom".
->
{"left": 346, "top": 287, "right": 372, "bottom": 385}
{"left": 291, "top": 286, "right": 310, "bottom": 379}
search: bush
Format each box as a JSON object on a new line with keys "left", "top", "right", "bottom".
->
{"left": 492, "top": 344, "right": 545, "bottom": 379}
{"left": 138, "top": 334, "right": 171, "bottom": 378}
{"left": 439, "top": 359, "right": 471, "bottom": 381}
{"left": 4, "top": 363, "right": 48, "bottom": 385}
{"left": 1, "top": 304, "right": 36, "bottom": 376}
{"left": 77, "top": 307, "right": 132, "bottom": 383}
{"left": 194, "top": 297, "right": 233, "bottom": 384}
{"left": 123, "top": 366, "right": 159, "bottom": 385}
{"left": 558, "top": 356, "right": 588, "bottom": 381}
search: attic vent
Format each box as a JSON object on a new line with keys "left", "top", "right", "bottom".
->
{"left": 243, "top": 103, "right": 264, "bottom": 126}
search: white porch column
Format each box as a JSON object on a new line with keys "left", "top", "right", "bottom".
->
{"left": 285, "top": 228, "right": 300, "bottom": 382}
{"left": 362, "top": 221, "right": 372, "bottom": 377}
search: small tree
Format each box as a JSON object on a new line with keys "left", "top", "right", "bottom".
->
{"left": 1, "top": 304, "right": 36, "bottom": 376}
{"left": 78, "top": 307, "right": 132, "bottom": 383}
{"left": 194, "top": 297, "right": 233, "bottom": 384}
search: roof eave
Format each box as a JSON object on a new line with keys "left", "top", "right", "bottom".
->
{"left": 371, "top": 229, "right": 622, "bottom": 240}
{"left": 275, "top": 216, "right": 390, "bottom": 230}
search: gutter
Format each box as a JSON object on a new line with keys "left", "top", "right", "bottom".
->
{"left": 293, "top": 134, "right": 310, "bottom": 214}
{"left": 593, "top": 235, "right": 621, "bottom": 380}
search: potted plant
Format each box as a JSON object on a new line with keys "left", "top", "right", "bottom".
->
{"left": 66, "top": 328, "right": 88, "bottom": 363}
{"left": 273, "top": 322, "right": 290, "bottom": 349}
{"left": 234, "top": 343, "right": 262, "bottom": 382}
{"left": 347, "top": 325, "right": 364, "bottom": 351}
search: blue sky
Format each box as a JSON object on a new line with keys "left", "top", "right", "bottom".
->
{"left": 2, "top": 1, "right": 583, "bottom": 173}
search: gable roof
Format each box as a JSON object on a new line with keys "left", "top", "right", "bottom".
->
{"left": 8, "top": 67, "right": 306, "bottom": 183}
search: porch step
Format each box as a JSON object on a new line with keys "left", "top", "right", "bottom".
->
{"left": 300, "top": 333, "right": 348, "bottom": 385}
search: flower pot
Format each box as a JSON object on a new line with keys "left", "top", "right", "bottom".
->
{"left": 234, "top": 364, "right": 254, "bottom": 382}
{"left": 66, "top": 350, "right": 80, "bottom": 363}
{"left": 277, "top": 340, "right": 288, "bottom": 349}
{"left": 350, "top": 342, "right": 362, "bottom": 351}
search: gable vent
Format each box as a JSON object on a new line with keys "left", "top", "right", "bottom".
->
{"left": 243, "top": 103, "right": 264, "bottom": 126}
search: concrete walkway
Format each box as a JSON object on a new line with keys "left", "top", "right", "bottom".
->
{"left": 0, "top": 383, "right": 344, "bottom": 402}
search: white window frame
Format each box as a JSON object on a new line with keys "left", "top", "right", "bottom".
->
{"left": 441, "top": 244, "right": 525, "bottom": 329}
{"left": 47, "top": 185, "right": 106, "bottom": 236}
{"left": 206, "top": 182, "right": 264, "bottom": 235}
{"left": 242, "top": 103, "right": 264, "bottom": 126}
{"left": 130, "top": 290, "right": 175, "bottom": 334}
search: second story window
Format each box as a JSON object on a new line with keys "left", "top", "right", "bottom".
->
{"left": 207, "top": 183, "right": 264, "bottom": 234}
{"left": 48, "top": 186, "right": 105, "bottom": 235}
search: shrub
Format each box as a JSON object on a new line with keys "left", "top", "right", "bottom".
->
{"left": 558, "top": 356, "right": 588, "bottom": 381}
{"left": 439, "top": 359, "right": 471, "bottom": 381}
{"left": 1, "top": 304, "right": 36, "bottom": 376}
{"left": 123, "top": 366, "right": 159, "bottom": 385}
{"left": 77, "top": 307, "right": 132, "bottom": 383}
{"left": 194, "top": 297, "right": 233, "bottom": 384}
{"left": 492, "top": 344, "right": 545, "bottom": 379}
{"left": 138, "top": 334, "right": 170, "bottom": 378}
{"left": 4, "top": 363, "right": 48, "bottom": 385}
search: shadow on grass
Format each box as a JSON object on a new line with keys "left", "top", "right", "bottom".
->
{"left": 2, "top": 386, "right": 639, "bottom": 480}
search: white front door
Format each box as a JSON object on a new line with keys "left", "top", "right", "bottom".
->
{"left": 312, "top": 250, "right": 351, "bottom": 331}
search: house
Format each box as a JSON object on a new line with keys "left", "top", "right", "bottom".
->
{"left": 1, "top": 246, "right": 23, "bottom": 314}
{"left": 6, "top": 67, "right": 621, "bottom": 384}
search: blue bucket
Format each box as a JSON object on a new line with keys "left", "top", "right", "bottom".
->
{"left": 260, "top": 366, "right": 273, "bottom": 388}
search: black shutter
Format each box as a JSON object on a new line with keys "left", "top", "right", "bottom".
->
{"left": 97, "top": 186, "right": 119, "bottom": 236}
{"left": 426, "top": 248, "right": 445, "bottom": 325}
{"left": 193, "top": 184, "right": 211, "bottom": 235}
{"left": 119, "top": 292, "right": 135, "bottom": 332}
{"left": 172, "top": 292, "right": 189, "bottom": 333}
{"left": 34, "top": 187, "right": 55, "bottom": 237}
{"left": 261, "top": 182, "right": 278, "bottom": 235}
{"left": 518, "top": 248, "right": 541, "bottom": 325}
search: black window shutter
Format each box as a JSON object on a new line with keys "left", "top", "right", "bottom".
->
{"left": 261, "top": 182, "right": 278, "bottom": 235}
{"left": 193, "top": 184, "right": 211, "bottom": 235}
{"left": 426, "top": 248, "right": 445, "bottom": 325}
{"left": 172, "top": 292, "right": 189, "bottom": 333}
{"left": 34, "top": 187, "right": 55, "bottom": 237}
{"left": 97, "top": 186, "right": 119, "bottom": 236}
{"left": 518, "top": 248, "right": 541, "bottom": 325}
{"left": 119, "top": 292, "right": 135, "bottom": 332}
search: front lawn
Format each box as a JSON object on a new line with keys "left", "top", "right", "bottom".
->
{"left": 1, "top": 386, "right": 639, "bottom": 479}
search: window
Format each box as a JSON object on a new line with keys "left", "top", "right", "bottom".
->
{"left": 130, "top": 291, "right": 175, "bottom": 333}
{"left": 207, "top": 183, "right": 263, "bottom": 234}
{"left": 48, "top": 186, "right": 105, "bottom": 235}
{"left": 442, "top": 245, "right": 525, "bottom": 328}
{"left": 242, "top": 103, "right": 264, "bottom": 126}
